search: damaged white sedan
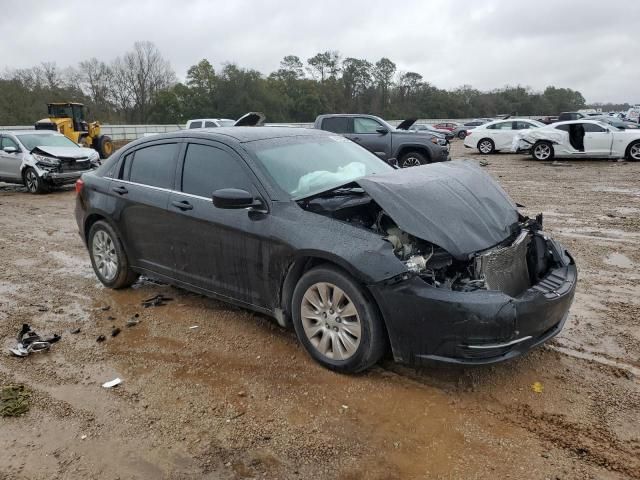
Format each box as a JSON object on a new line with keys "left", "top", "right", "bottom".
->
{"left": 513, "top": 120, "right": 640, "bottom": 161}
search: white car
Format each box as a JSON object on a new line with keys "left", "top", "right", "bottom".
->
{"left": 185, "top": 118, "right": 236, "bottom": 129}
{"left": 514, "top": 120, "right": 640, "bottom": 161}
{"left": 464, "top": 119, "right": 545, "bottom": 154}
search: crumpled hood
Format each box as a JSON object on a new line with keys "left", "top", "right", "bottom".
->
{"left": 32, "top": 146, "right": 93, "bottom": 159}
{"left": 356, "top": 161, "right": 519, "bottom": 259}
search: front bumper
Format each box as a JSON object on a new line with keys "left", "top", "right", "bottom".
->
{"left": 369, "top": 242, "right": 577, "bottom": 365}
{"left": 41, "top": 170, "right": 88, "bottom": 186}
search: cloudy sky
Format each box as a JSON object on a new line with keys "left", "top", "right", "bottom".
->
{"left": 1, "top": 0, "right": 638, "bottom": 103}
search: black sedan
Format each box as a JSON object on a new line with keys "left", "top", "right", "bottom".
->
{"left": 75, "top": 127, "right": 577, "bottom": 372}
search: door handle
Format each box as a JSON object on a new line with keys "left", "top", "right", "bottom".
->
{"left": 112, "top": 185, "right": 128, "bottom": 195}
{"left": 171, "top": 200, "right": 193, "bottom": 211}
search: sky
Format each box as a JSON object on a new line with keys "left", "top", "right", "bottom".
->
{"left": 0, "top": 0, "right": 638, "bottom": 104}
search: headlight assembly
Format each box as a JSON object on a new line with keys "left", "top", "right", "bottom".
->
{"left": 32, "top": 153, "right": 60, "bottom": 167}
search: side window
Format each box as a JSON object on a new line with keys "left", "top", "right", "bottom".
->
{"left": 181, "top": 143, "right": 254, "bottom": 198}
{"left": 188, "top": 121, "right": 202, "bottom": 129}
{"left": 1, "top": 136, "right": 19, "bottom": 150}
{"left": 125, "top": 143, "right": 179, "bottom": 189}
{"left": 555, "top": 124, "right": 571, "bottom": 132}
{"left": 321, "top": 117, "right": 350, "bottom": 134}
{"left": 204, "top": 121, "right": 216, "bottom": 128}
{"left": 487, "top": 122, "right": 512, "bottom": 130}
{"left": 514, "top": 121, "right": 532, "bottom": 130}
{"left": 353, "top": 117, "right": 383, "bottom": 134}
{"left": 582, "top": 123, "right": 606, "bottom": 133}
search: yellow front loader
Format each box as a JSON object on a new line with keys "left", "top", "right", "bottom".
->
{"left": 35, "top": 103, "right": 114, "bottom": 158}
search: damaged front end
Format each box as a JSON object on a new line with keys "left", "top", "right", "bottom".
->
{"left": 298, "top": 161, "right": 577, "bottom": 365}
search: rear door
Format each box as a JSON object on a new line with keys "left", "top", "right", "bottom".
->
{"left": 111, "top": 141, "right": 181, "bottom": 278}
{"left": 168, "top": 141, "right": 271, "bottom": 307}
{"left": 0, "top": 135, "right": 23, "bottom": 180}
{"left": 582, "top": 123, "right": 613, "bottom": 156}
{"left": 349, "top": 117, "right": 391, "bottom": 159}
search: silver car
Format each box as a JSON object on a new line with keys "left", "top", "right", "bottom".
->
{"left": 0, "top": 130, "right": 99, "bottom": 193}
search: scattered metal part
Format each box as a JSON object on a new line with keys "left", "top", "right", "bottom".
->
{"left": 126, "top": 314, "right": 140, "bottom": 327}
{"left": 96, "top": 335, "right": 106, "bottom": 343}
{"left": 1, "top": 385, "right": 31, "bottom": 417}
{"left": 111, "top": 327, "right": 121, "bottom": 337}
{"left": 70, "top": 328, "right": 81, "bottom": 334}
{"left": 100, "top": 305, "right": 111, "bottom": 311}
{"left": 102, "top": 378, "right": 122, "bottom": 388}
{"left": 142, "top": 294, "right": 174, "bottom": 308}
{"left": 9, "top": 324, "right": 61, "bottom": 357}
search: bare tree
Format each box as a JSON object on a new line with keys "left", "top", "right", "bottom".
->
{"left": 111, "top": 41, "right": 176, "bottom": 122}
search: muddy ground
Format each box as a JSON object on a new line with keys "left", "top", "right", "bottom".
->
{"left": 0, "top": 141, "right": 639, "bottom": 480}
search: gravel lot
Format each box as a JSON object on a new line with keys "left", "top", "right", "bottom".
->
{"left": 0, "top": 140, "right": 639, "bottom": 479}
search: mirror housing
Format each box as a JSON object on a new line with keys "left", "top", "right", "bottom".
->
{"left": 3, "top": 146, "right": 18, "bottom": 153}
{"left": 212, "top": 188, "right": 261, "bottom": 210}
{"left": 387, "top": 157, "right": 399, "bottom": 168}
{"left": 376, "top": 127, "right": 389, "bottom": 135}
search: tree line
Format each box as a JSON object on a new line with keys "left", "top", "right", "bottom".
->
{"left": 0, "top": 41, "right": 595, "bottom": 125}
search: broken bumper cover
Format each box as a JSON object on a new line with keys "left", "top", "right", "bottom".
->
{"left": 40, "top": 170, "right": 87, "bottom": 185}
{"left": 369, "top": 244, "right": 577, "bottom": 365}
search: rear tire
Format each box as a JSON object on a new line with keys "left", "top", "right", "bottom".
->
{"left": 477, "top": 138, "right": 495, "bottom": 154}
{"left": 291, "top": 266, "right": 387, "bottom": 373}
{"left": 399, "top": 151, "right": 427, "bottom": 168}
{"left": 531, "top": 141, "right": 554, "bottom": 161}
{"left": 22, "top": 167, "right": 48, "bottom": 194}
{"left": 88, "top": 220, "right": 139, "bottom": 289}
{"left": 626, "top": 140, "right": 640, "bottom": 161}
{"left": 94, "top": 135, "right": 114, "bottom": 159}
{"left": 458, "top": 130, "right": 467, "bottom": 139}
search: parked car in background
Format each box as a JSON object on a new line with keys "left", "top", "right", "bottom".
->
{"left": 410, "top": 123, "right": 454, "bottom": 141}
{"left": 464, "top": 119, "right": 545, "bottom": 154}
{"left": 535, "top": 116, "right": 559, "bottom": 125}
{"left": 588, "top": 115, "right": 640, "bottom": 130}
{"left": 557, "top": 112, "right": 586, "bottom": 121}
{"left": 433, "top": 122, "right": 460, "bottom": 132}
{"left": 314, "top": 114, "right": 450, "bottom": 168}
{"left": 515, "top": 120, "right": 640, "bottom": 161}
{"left": 0, "top": 130, "right": 99, "bottom": 193}
{"left": 75, "top": 127, "right": 576, "bottom": 372}
{"left": 186, "top": 118, "right": 236, "bottom": 129}
{"left": 451, "top": 119, "right": 490, "bottom": 139}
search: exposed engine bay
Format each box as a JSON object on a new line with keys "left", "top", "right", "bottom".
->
{"left": 299, "top": 187, "right": 557, "bottom": 297}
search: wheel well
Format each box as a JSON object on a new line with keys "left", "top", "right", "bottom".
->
{"left": 84, "top": 213, "right": 106, "bottom": 244}
{"left": 625, "top": 140, "right": 640, "bottom": 158}
{"left": 397, "top": 146, "right": 431, "bottom": 162}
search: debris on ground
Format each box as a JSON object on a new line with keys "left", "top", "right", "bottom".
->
{"left": 0, "top": 384, "right": 31, "bottom": 417}
{"left": 479, "top": 160, "right": 490, "bottom": 167}
{"left": 96, "top": 335, "right": 106, "bottom": 343}
{"left": 100, "top": 305, "right": 111, "bottom": 311}
{"left": 532, "top": 382, "right": 544, "bottom": 393}
{"left": 102, "top": 378, "right": 122, "bottom": 388}
{"left": 189, "top": 325, "right": 199, "bottom": 330}
{"left": 550, "top": 161, "right": 572, "bottom": 167}
{"left": 70, "top": 328, "right": 81, "bottom": 334}
{"left": 9, "top": 324, "right": 61, "bottom": 357}
{"left": 142, "top": 294, "right": 174, "bottom": 308}
{"left": 111, "top": 327, "right": 121, "bottom": 338}
{"left": 126, "top": 314, "right": 140, "bottom": 327}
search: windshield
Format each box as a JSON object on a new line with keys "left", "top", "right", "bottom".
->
{"left": 218, "top": 120, "right": 236, "bottom": 127}
{"left": 248, "top": 135, "right": 393, "bottom": 199}
{"left": 17, "top": 133, "right": 80, "bottom": 151}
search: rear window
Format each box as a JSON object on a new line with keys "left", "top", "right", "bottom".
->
{"left": 123, "top": 143, "right": 179, "bottom": 189}
{"left": 321, "top": 117, "right": 351, "bottom": 134}
{"left": 204, "top": 121, "right": 216, "bottom": 128}
{"left": 188, "top": 121, "right": 202, "bottom": 129}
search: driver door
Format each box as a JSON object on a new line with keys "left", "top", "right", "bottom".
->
{"left": 347, "top": 117, "right": 392, "bottom": 160}
{"left": 582, "top": 123, "right": 613, "bottom": 156}
{"left": 0, "top": 135, "right": 24, "bottom": 181}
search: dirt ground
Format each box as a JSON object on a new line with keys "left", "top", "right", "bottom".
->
{"left": 0, "top": 141, "right": 639, "bottom": 480}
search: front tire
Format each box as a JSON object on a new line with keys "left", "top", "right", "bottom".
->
{"left": 458, "top": 130, "right": 467, "bottom": 139}
{"left": 94, "top": 135, "right": 114, "bottom": 159}
{"left": 23, "top": 167, "right": 48, "bottom": 194}
{"left": 626, "top": 140, "right": 640, "bottom": 161}
{"left": 291, "top": 266, "right": 387, "bottom": 373}
{"left": 477, "top": 138, "right": 495, "bottom": 154}
{"left": 531, "top": 141, "right": 554, "bottom": 161}
{"left": 88, "top": 221, "right": 139, "bottom": 289}
{"left": 399, "top": 151, "right": 427, "bottom": 168}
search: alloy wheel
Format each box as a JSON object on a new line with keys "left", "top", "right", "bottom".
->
{"left": 401, "top": 157, "right": 421, "bottom": 168}
{"left": 630, "top": 144, "right": 640, "bottom": 161}
{"left": 534, "top": 144, "right": 551, "bottom": 160}
{"left": 92, "top": 230, "right": 119, "bottom": 281}
{"left": 25, "top": 170, "right": 38, "bottom": 193}
{"left": 479, "top": 140, "right": 493, "bottom": 154}
{"left": 300, "top": 282, "right": 362, "bottom": 361}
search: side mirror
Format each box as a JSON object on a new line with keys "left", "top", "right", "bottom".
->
{"left": 212, "top": 188, "right": 261, "bottom": 209}
{"left": 387, "top": 157, "right": 399, "bottom": 168}
{"left": 376, "top": 127, "right": 389, "bottom": 135}
{"left": 3, "top": 146, "right": 18, "bottom": 153}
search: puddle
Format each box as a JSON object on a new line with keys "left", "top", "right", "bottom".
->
{"left": 604, "top": 252, "right": 634, "bottom": 269}
{"left": 592, "top": 186, "right": 640, "bottom": 196}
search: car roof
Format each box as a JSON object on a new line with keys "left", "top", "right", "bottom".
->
{"left": 131, "top": 127, "right": 329, "bottom": 145}
{"left": 1, "top": 130, "right": 64, "bottom": 135}
{"left": 187, "top": 118, "right": 234, "bottom": 122}
{"left": 552, "top": 119, "right": 608, "bottom": 126}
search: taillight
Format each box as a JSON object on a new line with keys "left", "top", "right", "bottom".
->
{"left": 75, "top": 178, "right": 84, "bottom": 194}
